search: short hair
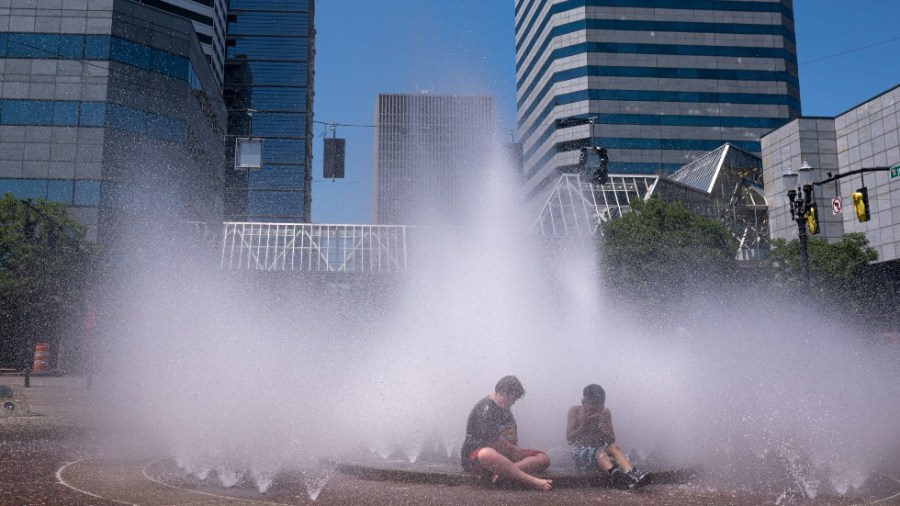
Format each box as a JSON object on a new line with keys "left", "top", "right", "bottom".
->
{"left": 495, "top": 375, "right": 525, "bottom": 398}
{"left": 583, "top": 384, "right": 605, "bottom": 404}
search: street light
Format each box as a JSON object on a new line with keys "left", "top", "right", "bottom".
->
{"left": 783, "top": 160, "right": 816, "bottom": 290}
{"left": 234, "top": 109, "right": 262, "bottom": 170}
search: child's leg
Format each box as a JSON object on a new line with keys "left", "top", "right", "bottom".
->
{"left": 475, "top": 448, "right": 553, "bottom": 491}
{"left": 594, "top": 448, "right": 616, "bottom": 473}
{"left": 515, "top": 454, "right": 549, "bottom": 474}
{"left": 605, "top": 443, "right": 634, "bottom": 473}
{"left": 514, "top": 451, "right": 550, "bottom": 474}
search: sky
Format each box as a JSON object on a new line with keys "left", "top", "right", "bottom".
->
{"left": 310, "top": 0, "right": 900, "bottom": 225}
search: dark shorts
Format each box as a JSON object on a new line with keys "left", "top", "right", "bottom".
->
{"left": 465, "top": 447, "right": 545, "bottom": 475}
{"left": 571, "top": 444, "right": 609, "bottom": 471}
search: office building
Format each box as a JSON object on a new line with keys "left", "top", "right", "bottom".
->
{"left": 0, "top": 0, "right": 226, "bottom": 245}
{"left": 373, "top": 93, "right": 494, "bottom": 225}
{"left": 223, "top": 0, "right": 315, "bottom": 222}
{"left": 763, "top": 85, "right": 900, "bottom": 262}
{"left": 144, "top": 0, "right": 227, "bottom": 86}
{"left": 514, "top": 0, "right": 801, "bottom": 200}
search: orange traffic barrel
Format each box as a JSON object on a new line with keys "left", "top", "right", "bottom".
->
{"left": 33, "top": 343, "right": 49, "bottom": 372}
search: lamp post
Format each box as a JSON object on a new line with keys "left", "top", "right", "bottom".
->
{"left": 783, "top": 161, "right": 815, "bottom": 291}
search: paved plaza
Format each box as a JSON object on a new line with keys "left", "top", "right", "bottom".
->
{"left": 2, "top": 375, "right": 899, "bottom": 505}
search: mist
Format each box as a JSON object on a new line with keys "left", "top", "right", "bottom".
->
{"left": 84, "top": 132, "right": 900, "bottom": 499}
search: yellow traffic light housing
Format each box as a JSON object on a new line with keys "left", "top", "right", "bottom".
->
{"left": 851, "top": 187, "right": 870, "bottom": 222}
{"left": 805, "top": 205, "right": 820, "bottom": 235}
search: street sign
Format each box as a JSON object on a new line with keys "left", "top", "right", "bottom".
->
{"left": 832, "top": 196, "right": 842, "bottom": 215}
{"left": 891, "top": 164, "right": 900, "bottom": 179}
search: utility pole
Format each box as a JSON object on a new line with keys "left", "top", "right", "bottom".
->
{"left": 21, "top": 201, "right": 35, "bottom": 388}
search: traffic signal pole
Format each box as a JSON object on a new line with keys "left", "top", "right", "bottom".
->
{"left": 817, "top": 166, "right": 891, "bottom": 223}
{"left": 815, "top": 166, "right": 891, "bottom": 186}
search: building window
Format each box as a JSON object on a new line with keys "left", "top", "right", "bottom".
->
{"left": 0, "top": 178, "right": 97, "bottom": 206}
{"left": 47, "top": 180, "right": 74, "bottom": 203}
{"left": 2, "top": 100, "right": 53, "bottom": 125}
{"left": 79, "top": 103, "right": 106, "bottom": 126}
{"left": 74, "top": 180, "right": 101, "bottom": 206}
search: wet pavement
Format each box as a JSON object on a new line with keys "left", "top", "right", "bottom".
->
{"left": 2, "top": 375, "right": 900, "bottom": 505}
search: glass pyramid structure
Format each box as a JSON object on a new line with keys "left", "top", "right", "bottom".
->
{"left": 536, "top": 143, "right": 769, "bottom": 260}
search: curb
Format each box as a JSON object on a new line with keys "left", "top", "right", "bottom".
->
{"left": 328, "top": 460, "right": 698, "bottom": 489}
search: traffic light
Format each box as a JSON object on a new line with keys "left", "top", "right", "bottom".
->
{"left": 805, "top": 205, "right": 820, "bottom": 235}
{"left": 324, "top": 138, "right": 346, "bottom": 179}
{"left": 579, "top": 146, "right": 609, "bottom": 184}
{"left": 851, "top": 187, "right": 870, "bottom": 222}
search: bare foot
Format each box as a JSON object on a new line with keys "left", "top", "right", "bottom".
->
{"left": 528, "top": 477, "right": 552, "bottom": 492}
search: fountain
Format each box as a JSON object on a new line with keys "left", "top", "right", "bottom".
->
{"left": 72, "top": 135, "right": 900, "bottom": 505}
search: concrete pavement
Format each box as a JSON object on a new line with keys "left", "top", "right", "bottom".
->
{"left": 2, "top": 374, "right": 899, "bottom": 505}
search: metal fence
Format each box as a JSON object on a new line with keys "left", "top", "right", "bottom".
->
{"left": 221, "top": 222, "right": 410, "bottom": 273}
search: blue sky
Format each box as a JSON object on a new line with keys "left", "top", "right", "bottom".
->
{"left": 310, "top": 0, "right": 900, "bottom": 224}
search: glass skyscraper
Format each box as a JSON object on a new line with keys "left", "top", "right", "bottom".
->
{"left": 224, "top": 0, "right": 314, "bottom": 222}
{"left": 0, "top": 0, "right": 226, "bottom": 244}
{"left": 148, "top": 0, "right": 228, "bottom": 86}
{"left": 514, "top": 0, "right": 801, "bottom": 200}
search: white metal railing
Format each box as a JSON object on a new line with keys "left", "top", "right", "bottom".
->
{"left": 221, "top": 222, "right": 410, "bottom": 272}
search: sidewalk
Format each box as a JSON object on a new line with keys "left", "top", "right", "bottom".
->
{"left": 0, "top": 373, "right": 94, "bottom": 419}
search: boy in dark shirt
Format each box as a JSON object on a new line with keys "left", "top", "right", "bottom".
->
{"left": 461, "top": 375, "right": 552, "bottom": 491}
{"left": 566, "top": 383, "right": 649, "bottom": 489}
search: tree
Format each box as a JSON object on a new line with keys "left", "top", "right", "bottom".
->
{"left": 768, "top": 233, "right": 898, "bottom": 325}
{"left": 0, "top": 194, "right": 100, "bottom": 370}
{"left": 600, "top": 196, "right": 738, "bottom": 304}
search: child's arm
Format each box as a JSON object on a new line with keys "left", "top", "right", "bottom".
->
{"left": 567, "top": 406, "right": 598, "bottom": 443}
{"left": 598, "top": 409, "right": 616, "bottom": 443}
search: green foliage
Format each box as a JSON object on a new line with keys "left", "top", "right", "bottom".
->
{"left": 768, "top": 233, "right": 897, "bottom": 324}
{"left": 0, "top": 194, "right": 100, "bottom": 368}
{"left": 600, "top": 196, "right": 738, "bottom": 302}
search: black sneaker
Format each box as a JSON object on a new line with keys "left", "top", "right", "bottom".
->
{"left": 608, "top": 467, "right": 630, "bottom": 489}
{"left": 625, "top": 468, "right": 651, "bottom": 489}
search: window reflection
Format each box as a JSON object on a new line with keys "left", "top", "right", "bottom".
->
{"left": 0, "top": 179, "right": 98, "bottom": 206}
{"left": 225, "top": 0, "right": 312, "bottom": 220}
{"left": 247, "top": 190, "right": 304, "bottom": 217}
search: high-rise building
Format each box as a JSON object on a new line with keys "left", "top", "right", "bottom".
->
{"left": 223, "top": 0, "right": 315, "bottom": 222}
{"left": 373, "top": 93, "right": 494, "bottom": 225}
{"left": 0, "top": 0, "right": 226, "bottom": 245}
{"left": 514, "top": 0, "right": 801, "bottom": 200}
{"left": 144, "top": 0, "right": 228, "bottom": 86}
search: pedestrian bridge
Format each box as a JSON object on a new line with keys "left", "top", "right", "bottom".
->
{"left": 221, "top": 223, "right": 413, "bottom": 273}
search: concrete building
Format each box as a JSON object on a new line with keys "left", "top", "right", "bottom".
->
{"left": 373, "top": 93, "right": 494, "bottom": 225}
{"left": 514, "top": 0, "right": 801, "bottom": 201}
{"left": 143, "top": 0, "right": 227, "bottom": 87}
{"left": 0, "top": 0, "right": 226, "bottom": 245}
{"left": 223, "top": 0, "right": 314, "bottom": 223}
{"left": 763, "top": 85, "right": 900, "bottom": 262}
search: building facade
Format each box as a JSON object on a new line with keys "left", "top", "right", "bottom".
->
{"left": 763, "top": 85, "right": 900, "bottom": 262}
{"left": 373, "top": 93, "right": 494, "bottom": 225}
{"left": 514, "top": 0, "right": 801, "bottom": 201}
{"left": 223, "top": 0, "right": 314, "bottom": 223}
{"left": 0, "top": 0, "right": 226, "bottom": 246}
{"left": 142, "top": 0, "right": 227, "bottom": 87}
